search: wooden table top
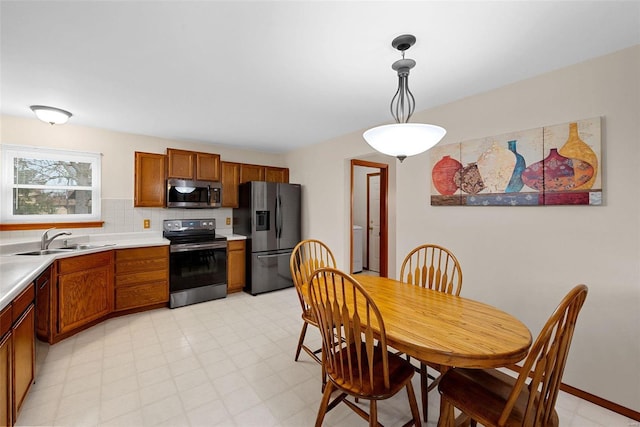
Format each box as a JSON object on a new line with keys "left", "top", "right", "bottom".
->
{"left": 354, "top": 275, "right": 532, "bottom": 368}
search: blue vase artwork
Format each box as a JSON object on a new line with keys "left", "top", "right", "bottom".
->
{"left": 505, "top": 140, "right": 526, "bottom": 193}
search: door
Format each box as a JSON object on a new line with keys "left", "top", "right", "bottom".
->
{"left": 250, "top": 250, "right": 294, "bottom": 295}
{"left": 368, "top": 174, "right": 381, "bottom": 273}
{"left": 250, "top": 182, "right": 278, "bottom": 253}
{"left": 277, "top": 183, "right": 301, "bottom": 250}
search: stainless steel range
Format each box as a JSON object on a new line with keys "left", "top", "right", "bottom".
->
{"left": 163, "top": 219, "right": 228, "bottom": 308}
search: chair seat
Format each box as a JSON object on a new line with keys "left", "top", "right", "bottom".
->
{"left": 327, "top": 343, "right": 415, "bottom": 399}
{"left": 438, "top": 368, "right": 559, "bottom": 427}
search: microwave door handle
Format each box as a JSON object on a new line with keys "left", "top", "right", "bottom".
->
{"left": 207, "top": 185, "right": 211, "bottom": 205}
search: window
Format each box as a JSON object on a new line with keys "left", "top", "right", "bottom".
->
{"left": 1, "top": 144, "right": 101, "bottom": 223}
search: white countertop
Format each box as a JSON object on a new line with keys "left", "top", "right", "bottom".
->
{"left": 0, "top": 231, "right": 246, "bottom": 311}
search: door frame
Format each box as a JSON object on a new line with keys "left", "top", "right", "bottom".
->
{"left": 350, "top": 159, "right": 388, "bottom": 277}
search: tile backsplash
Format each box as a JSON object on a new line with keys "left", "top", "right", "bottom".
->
{"left": 0, "top": 199, "right": 234, "bottom": 242}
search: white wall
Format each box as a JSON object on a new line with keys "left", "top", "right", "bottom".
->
{"left": 0, "top": 116, "right": 286, "bottom": 239}
{"left": 287, "top": 45, "right": 640, "bottom": 411}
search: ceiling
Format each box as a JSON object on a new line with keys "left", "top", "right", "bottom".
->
{"left": 1, "top": 1, "right": 639, "bottom": 153}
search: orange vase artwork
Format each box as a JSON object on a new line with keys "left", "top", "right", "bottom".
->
{"left": 558, "top": 122, "right": 598, "bottom": 190}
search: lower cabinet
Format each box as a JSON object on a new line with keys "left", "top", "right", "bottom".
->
{"left": 227, "top": 240, "right": 246, "bottom": 293}
{"left": 0, "top": 313, "right": 12, "bottom": 427}
{"left": 12, "top": 305, "right": 34, "bottom": 420}
{"left": 57, "top": 252, "right": 114, "bottom": 335}
{"left": 1, "top": 283, "right": 35, "bottom": 426}
{"left": 114, "top": 246, "right": 169, "bottom": 311}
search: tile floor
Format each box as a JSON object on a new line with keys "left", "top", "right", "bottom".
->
{"left": 17, "top": 287, "right": 636, "bottom": 427}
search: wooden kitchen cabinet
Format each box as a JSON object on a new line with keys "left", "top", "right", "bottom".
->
{"left": 114, "top": 246, "right": 169, "bottom": 311}
{"left": 56, "top": 252, "right": 114, "bottom": 336}
{"left": 167, "top": 148, "right": 220, "bottom": 181}
{"left": 227, "top": 240, "right": 246, "bottom": 294}
{"left": 221, "top": 161, "right": 241, "bottom": 208}
{"left": 35, "top": 266, "right": 52, "bottom": 342}
{"left": 0, "top": 306, "right": 12, "bottom": 427}
{"left": 12, "top": 305, "right": 34, "bottom": 421}
{"left": 134, "top": 151, "right": 166, "bottom": 207}
{"left": 239, "top": 163, "right": 265, "bottom": 183}
{"left": 3, "top": 284, "right": 35, "bottom": 424}
{"left": 265, "top": 166, "right": 289, "bottom": 183}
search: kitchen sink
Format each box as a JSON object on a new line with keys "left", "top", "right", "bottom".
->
{"left": 63, "top": 243, "right": 113, "bottom": 250}
{"left": 16, "top": 248, "right": 76, "bottom": 256}
{"left": 15, "top": 243, "right": 115, "bottom": 256}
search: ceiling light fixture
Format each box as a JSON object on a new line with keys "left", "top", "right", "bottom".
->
{"left": 363, "top": 34, "right": 446, "bottom": 162}
{"left": 30, "top": 105, "right": 73, "bottom": 125}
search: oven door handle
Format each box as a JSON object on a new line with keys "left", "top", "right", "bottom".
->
{"left": 170, "top": 242, "right": 227, "bottom": 252}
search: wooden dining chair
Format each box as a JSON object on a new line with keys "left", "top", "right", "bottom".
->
{"left": 289, "top": 239, "right": 336, "bottom": 364}
{"left": 399, "top": 243, "right": 463, "bottom": 422}
{"left": 308, "top": 267, "right": 421, "bottom": 427}
{"left": 437, "top": 284, "right": 588, "bottom": 427}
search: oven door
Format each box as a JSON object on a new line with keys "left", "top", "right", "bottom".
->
{"left": 169, "top": 241, "right": 227, "bottom": 308}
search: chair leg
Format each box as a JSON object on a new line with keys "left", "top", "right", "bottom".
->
{"left": 420, "top": 363, "right": 428, "bottom": 422}
{"left": 315, "top": 381, "right": 334, "bottom": 427}
{"left": 406, "top": 380, "right": 422, "bottom": 427}
{"left": 369, "top": 400, "right": 377, "bottom": 427}
{"left": 437, "top": 397, "right": 454, "bottom": 427}
{"left": 295, "top": 322, "right": 309, "bottom": 361}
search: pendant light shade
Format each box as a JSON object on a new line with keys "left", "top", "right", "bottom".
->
{"left": 30, "top": 105, "right": 72, "bottom": 125}
{"left": 363, "top": 34, "right": 446, "bottom": 162}
{"left": 364, "top": 123, "right": 446, "bottom": 162}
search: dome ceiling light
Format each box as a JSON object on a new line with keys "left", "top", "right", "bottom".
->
{"left": 30, "top": 105, "right": 73, "bottom": 125}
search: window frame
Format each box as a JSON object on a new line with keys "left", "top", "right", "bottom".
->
{"left": 1, "top": 144, "right": 102, "bottom": 224}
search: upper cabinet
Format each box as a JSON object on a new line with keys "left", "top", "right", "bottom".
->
{"left": 239, "top": 163, "right": 265, "bottom": 183}
{"left": 222, "top": 162, "right": 289, "bottom": 208}
{"left": 167, "top": 148, "right": 220, "bottom": 181}
{"left": 221, "top": 162, "right": 241, "bottom": 208}
{"left": 134, "top": 152, "right": 166, "bottom": 208}
{"left": 265, "top": 166, "right": 289, "bottom": 183}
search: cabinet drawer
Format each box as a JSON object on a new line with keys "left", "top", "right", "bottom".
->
{"left": 115, "top": 282, "right": 169, "bottom": 311}
{"left": 12, "top": 284, "right": 35, "bottom": 323}
{"left": 115, "top": 246, "right": 168, "bottom": 262}
{"left": 227, "top": 240, "right": 245, "bottom": 251}
{"left": 116, "top": 270, "right": 168, "bottom": 287}
{"left": 0, "top": 305, "right": 11, "bottom": 338}
{"left": 58, "top": 251, "right": 113, "bottom": 275}
{"left": 116, "top": 257, "right": 168, "bottom": 275}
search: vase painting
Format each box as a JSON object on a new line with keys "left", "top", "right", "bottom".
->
{"left": 430, "top": 117, "right": 602, "bottom": 206}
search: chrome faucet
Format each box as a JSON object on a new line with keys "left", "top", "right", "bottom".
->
{"left": 41, "top": 228, "right": 72, "bottom": 250}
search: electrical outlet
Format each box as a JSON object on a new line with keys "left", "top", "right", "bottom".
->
{"left": 143, "top": 219, "right": 150, "bottom": 229}
{"left": 226, "top": 217, "right": 231, "bottom": 226}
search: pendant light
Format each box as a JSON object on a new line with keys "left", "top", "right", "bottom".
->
{"left": 30, "top": 105, "right": 73, "bottom": 125}
{"left": 363, "top": 34, "right": 446, "bottom": 162}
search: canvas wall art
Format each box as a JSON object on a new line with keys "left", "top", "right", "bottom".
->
{"left": 430, "top": 117, "right": 602, "bottom": 206}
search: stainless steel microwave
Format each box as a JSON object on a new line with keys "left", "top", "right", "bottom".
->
{"left": 166, "top": 179, "right": 222, "bottom": 208}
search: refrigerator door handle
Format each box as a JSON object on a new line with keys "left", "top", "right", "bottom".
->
{"left": 277, "top": 195, "right": 283, "bottom": 239}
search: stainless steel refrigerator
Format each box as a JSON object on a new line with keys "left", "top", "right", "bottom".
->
{"left": 234, "top": 181, "right": 301, "bottom": 295}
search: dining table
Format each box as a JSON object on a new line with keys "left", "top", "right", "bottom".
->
{"left": 353, "top": 275, "right": 532, "bottom": 368}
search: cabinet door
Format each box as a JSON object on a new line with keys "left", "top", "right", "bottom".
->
{"left": 221, "top": 162, "right": 241, "bottom": 208}
{"left": 134, "top": 152, "right": 166, "bottom": 207}
{"left": 58, "top": 265, "right": 113, "bottom": 334}
{"left": 167, "top": 148, "right": 195, "bottom": 179}
{"left": 35, "top": 266, "right": 52, "bottom": 341}
{"left": 0, "top": 333, "right": 11, "bottom": 427}
{"left": 265, "top": 167, "right": 289, "bottom": 183}
{"left": 227, "top": 240, "right": 246, "bottom": 293}
{"left": 240, "top": 164, "right": 265, "bottom": 183}
{"left": 13, "top": 305, "right": 34, "bottom": 418}
{"left": 196, "top": 153, "right": 221, "bottom": 181}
